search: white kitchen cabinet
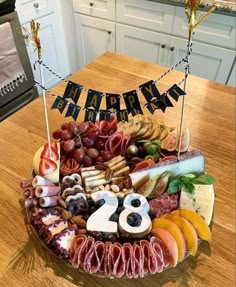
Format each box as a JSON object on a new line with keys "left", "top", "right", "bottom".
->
{"left": 116, "top": 0, "right": 175, "bottom": 34}
{"left": 116, "top": 24, "right": 170, "bottom": 67}
{"left": 74, "top": 14, "right": 115, "bottom": 68}
{"left": 73, "top": 0, "right": 115, "bottom": 20}
{"left": 167, "top": 36, "right": 236, "bottom": 84}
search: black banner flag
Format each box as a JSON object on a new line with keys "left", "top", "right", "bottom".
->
{"left": 65, "top": 103, "right": 81, "bottom": 121}
{"left": 51, "top": 96, "right": 67, "bottom": 113}
{"left": 106, "top": 93, "right": 120, "bottom": 112}
{"left": 123, "top": 90, "right": 143, "bottom": 116}
{"left": 139, "top": 80, "right": 161, "bottom": 101}
{"left": 84, "top": 108, "right": 97, "bottom": 123}
{"left": 167, "top": 84, "right": 186, "bottom": 102}
{"left": 84, "top": 89, "right": 103, "bottom": 111}
{"left": 63, "top": 81, "right": 83, "bottom": 104}
{"left": 116, "top": 109, "right": 128, "bottom": 122}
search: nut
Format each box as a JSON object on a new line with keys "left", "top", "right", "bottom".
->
{"left": 111, "top": 184, "right": 120, "bottom": 193}
{"left": 95, "top": 163, "right": 108, "bottom": 171}
{"left": 76, "top": 229, "right": 87, "bottom": 235}
{"left": 116, "top": 192, "right": 125, "bottom": 198}
{"left": 70, "top": 223, "right": 78, "bottom": 230}
{"left": 58, "top": 198, "right": 67, "bottom": 209}
{"left": 71, "top": 215, "right": 87, "bottom": 229}
{"left": 98, "top": 185, "right": 105, "bottom": 190}
{"left": 104, "top": 184, "right": 111, "bottom": 191}
{"left": 105, "top": 168, "right": 113, "bottom": 181}
{"left": 123, "top": 188, "right": 134, "bottom": 196}
{"left": 61, "top": 209, "right": 72, "bottom": 219}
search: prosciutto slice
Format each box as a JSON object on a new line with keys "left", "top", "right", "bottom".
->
{"left": 84, "top": 241, "right": 105, "bottom": 273}
{"left": 123, "top": 242, "right": 135, "bottom": 279}
{"left": 32, "top": 175, "right": 55, "bottom": 187}
{"left": 35, "top": 186, "right": 61, "bottom": 198}
{"left": 70, "top": 235, "right": 87, "bottom": 268}
{"left": 133, "top": 244, "right": 144, "bottom": 278}
{"left": 121, "top": 133, "right": 130, "bottom": 156}
{"left": 140, "top": 240, "right": 158, "bottom": 275}
{"left": 79, "top": 237, "right": 95, "bottom": 269}
{"left": 108, "top": 243, "right": 126, "bottom": 278}
{"left": 100, "top": 241, "right": 112, "bottom": 276}
{"left": 150, "top": 236, "right": 169, "bottom": 269}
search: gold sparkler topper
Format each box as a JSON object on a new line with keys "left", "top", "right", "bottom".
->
{"left": 185, "top": 0, "right": 216, "bottom": 41}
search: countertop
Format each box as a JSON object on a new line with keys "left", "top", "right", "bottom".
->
{"left": 0, "top": 52, "right": 235, "bottom": 287}
{"left": 147, "top": 0, "right": 236, "bottom": 15}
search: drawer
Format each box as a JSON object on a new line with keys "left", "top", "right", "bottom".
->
{"left": 16, "top": 0, "right": 54, "bottom": 24}
{"left": 73, "top": 0, "right": 115, "bottom": 21}
{"left": 116, "top": 0, "right": 175, "bottom": 34}
{"left": 172, "top": 7, "right": 236, "bottom": 50}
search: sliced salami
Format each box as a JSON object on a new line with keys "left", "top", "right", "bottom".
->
{"left": 123, "top": 242, "right": 135, "bottom": 279}
{"left": 140, "top": 240, "right": 158, "bottom": 275}
{"left": 84, "top": 241, "right": 105, "bottom": 273}
{"left": 149, "top": 193, "right": 178, "bottom": 218}
{"left": 150, "top": 236, "right": 169, "bottom": 268}
{"left": 110, "top": 243, "right": 126, "bottom": 278}
{"left": 69, "top": 234, "right": 87, "bottom": 267}
{"left": 133, "top": 244, "right": 144, "bottom": 278}
{"left": 79, "top": 237, "right": 95, "bottom": 269}
{"left": 100, "top": 241, "right": 112, "bottom": 276}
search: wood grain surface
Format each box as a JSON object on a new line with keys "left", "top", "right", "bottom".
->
{"left": 0, "top": 52, "right": 235, "bottom": 287}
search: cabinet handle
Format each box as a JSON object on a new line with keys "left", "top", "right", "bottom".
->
{"left": 33, "top": 2, "right": 39, "bottom": 8}
{"left": 161, "top": 44, "right": 166, "bottom": 49}
{"left": 170, "top": 47, "right": 175, "bottom": 51}
{"left": 89, "top": 2, "right": 94, "bottom": 7}
{"left": 107, "top": 31, "right": 112, "bottom": 35}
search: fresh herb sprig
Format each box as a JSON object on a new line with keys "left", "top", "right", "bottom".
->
{"left": 167, "top": 173, "right": 216, "bottom": 195}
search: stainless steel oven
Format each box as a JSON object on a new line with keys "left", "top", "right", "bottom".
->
{"left": 0, "top": 0, "right": 38, "bottom": 121}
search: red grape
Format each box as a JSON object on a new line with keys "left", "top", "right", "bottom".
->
{"left": 87, "top": 148, "right": 99, "bottom": 159}
{"left": 78, "top": 121, "right": 90, "bottom": 133}
{"left": 95, "top": 139, "right": 105, "bottom": 150}
{"left": 52, "top": 129, "right": 62, "bottom": 139}
{"left": 87, "top": 127, "right": 99, "bottom": 139}
{"left": 83, "top": 155, "right": 93, "bottom": 167}
{"left": 101, "top": 150, "right": 113, "bottom": 161}
{"left": 82, "top": 136, "right": 95, "bottom": 148}
{"left": 73, "top": 148, "right": 86, "bottom": 162}
{"left": 63, "top": 139, "right": 75, "bottom": 153}
{"left": 61, "top": 122, "right": 70, "bottom": 130}
{"left": 68, "top": 121, "right": 79, "bottom": 134}
{"left": 61, "top": 129, "right": 73, "bottom": 140}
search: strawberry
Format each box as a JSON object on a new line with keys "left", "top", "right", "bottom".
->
{"left": 41, "top": 142, "right": 59, "bottom": 161}
{"left": 39, "top": 158, "right": 57, "bottom": 176}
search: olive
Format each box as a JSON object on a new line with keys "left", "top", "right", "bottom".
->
{"left": 145, "top": 143, "right": 158, "bottom": 155}
{"left": 126, "top": 145, "right": 138, "bottom": 156}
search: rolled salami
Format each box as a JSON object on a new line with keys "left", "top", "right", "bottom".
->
{"left": 35, "top": 186, "right": 61, "bottom": 198}
{"left": 39, "top": 196, "right": 60, "bottom": 207}
{"left": 32, "top": 175, "right": 55, "bottom": 187}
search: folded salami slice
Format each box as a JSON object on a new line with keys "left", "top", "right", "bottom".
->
{"left": 80, "top": 237, "right": 95, "bottom": 269}
{"left": 150, "top": 236, "right": 169, "bottom": 269}
{"left": 123, "top": 242, "right": 135, "bottom": 279}
{"left": 140, "top": 240, "right": 158, "bottom": 275}
{"left": 70, "top": 235, "right": 87, "bottom": 268}
{"left": 109, "top": 243, "right": 126, "bottom": 278}
{"left": 105, "top": 131, "right": 123, "bottom": 157}
{"left": 121, "top": 134, "right": 130, "bottom": 156}
{"left": 133, "top": 244, "right": 144, "bottom": 278}
{"left": 84, "top": 241, "right": 105, "bottom": 273}
{"left": 100, "top": 241, "right": 112, "bottom": 276}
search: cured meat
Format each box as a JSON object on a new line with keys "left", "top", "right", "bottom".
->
{"left": 150, "top": 236, "right": 169, "bottom": 268}
{"left": 105, "top": 130, "right": 130, "bottom": 157}
{"left": 149, "top": 193, "right": 178, "bottom": 218}
{"left": 70, "top": 235, "right": 87, "bottom": 268}
{"left": 39, "top": 196, "right": 60, "bottom": 208}
{"left": 132, "top": 159, "right": 155, "bottom": 173}
{"left": 111, "top": 243, "right": 126, "bottom": 278}
{"left": 99, "top": 241, "right": 112, "bottom": 276}
{"left": 123, "top": 242, "right": 135, "bottom": 279}
{"left": 84, "top": 241, "right": 105, "bottom": 273}
{"left": 35, "top": 186, "right": 61, "bottom": 198}
{"left": 79, "top": 237, "right": 95, "bottom": 269}
{"left": 32, "top": 175, "right": 55, "bottom": 187}
{"left": 133, "top": 244, "right": 144, "bottom": 278}
{"left": 60, "top": 158, "right": 81, "bottom": 176}
{"left": 140, "top": 240, "right": 158, "bottom": 275}
{"left": 121, "top": 133, "right": 130, "bottom": 156}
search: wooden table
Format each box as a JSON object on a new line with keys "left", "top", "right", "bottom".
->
{"left": 0, "top": 52, "right": 235, "bottom": 287}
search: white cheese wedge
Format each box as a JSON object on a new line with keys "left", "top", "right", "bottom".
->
{"left": 180, "top": 184, "right": 215, "bottom": 225}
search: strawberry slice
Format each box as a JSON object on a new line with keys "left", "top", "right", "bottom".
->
{"left": 39, "top": 158, "right": 57, "bottom": 176}
{"left": 41, "top": 142, "right": 59, "bottom": 161}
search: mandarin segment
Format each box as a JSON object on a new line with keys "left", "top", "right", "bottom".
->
{"left": 171, "top": 209, "right": 211, "bottom": 242}
{"left": 151, "top": 217, "right": 186, "bottom": 261}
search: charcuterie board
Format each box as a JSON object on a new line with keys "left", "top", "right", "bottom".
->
{"left": 21, "top": 115, "right": 215, "bottom": 279}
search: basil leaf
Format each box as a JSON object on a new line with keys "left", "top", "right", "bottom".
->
{"left": 167, "top": 179, "right": 183, "bottom": 194}
{"left": 183, "top": 182, "right": 195, "bottom": 194}
{"left": 192, "top": 174, "right": 216, "bottom": 185}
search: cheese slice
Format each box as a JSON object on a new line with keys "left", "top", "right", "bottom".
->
{"left": 180, "top": 184, "right": 215, "bottom": 225}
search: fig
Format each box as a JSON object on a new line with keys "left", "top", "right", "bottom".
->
{"left": 176, "top": 128, "right": 190, "bottom": 153}
{"left": 136, "top": 174, "right": 159, "bottom": 197}
{"left": 148, "top": 171, "right": 171, "bottom": 199}
{"left": 161, "top": 129, "right": 178, "bottom": 151}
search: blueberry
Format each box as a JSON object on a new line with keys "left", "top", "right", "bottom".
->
{"left": 89, "top": 205, "right": 97, "bottom": 214}
{"left": 131, "top": 199, "right": 141, "bottom": 207}
{"left": 95, "top": 199, "right": 105, "bottom": 207}
{"left": 118, "top": 197, "right": 124, "bottom": 206}
{"left": 132, "top": 212, "right": 142, "bottom": 221}
{"left": 127, "top": 214, "right": 135, "bottom": 226}
{"left": 116, "top": 206, "right": 124, "bottom": 214}
{"left": 133, "top": 219, "right": 142, "bottom": 227}
{"left": 149, "top": 211, "right": 156, "bottom": 219}
{"left": 110, "top": 213, "right": 119, "bottom": 222}
{"left": 106, "top": 233, "right": 117, "bottom": 243}
{"left": 92, "top": 231, "right": 103, "bottom": 241}
{"left": 87, "top": 199, "right": 94, "bottom": 207}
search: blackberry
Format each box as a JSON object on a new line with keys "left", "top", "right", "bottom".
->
{"left": 131, "top": 199, "right": 141, "bottom": 207}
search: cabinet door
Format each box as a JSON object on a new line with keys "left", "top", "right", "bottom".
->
{"left": 116, "top": 24, "right": 170, "bottom": 66}
{"left": 167, "top": 36, "right": 236, "bottom": 84}
{"left": 173, "top": 7, "right": 236, "bottom": 50}
{"left": 116, "top": 0, "right": 175, "bottom": 34}
{"left": 16, "top": 0, "right": 54, "bottom": 24}
{"left": 24, "top": 14, "right": 68, "bottom": 94}
{"left": 73, "top": 0, "right": 115, "bottom": 20}
{"left": 74, "top": 14, "right": 115, "bottom": 68}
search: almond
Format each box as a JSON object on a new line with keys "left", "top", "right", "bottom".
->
{"left": 71, "top": 215, "right": 87, "bottom": 229}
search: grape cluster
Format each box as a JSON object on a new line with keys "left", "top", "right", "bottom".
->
{"left": 52, "top": 121, "right": 113, "bottom": 167}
